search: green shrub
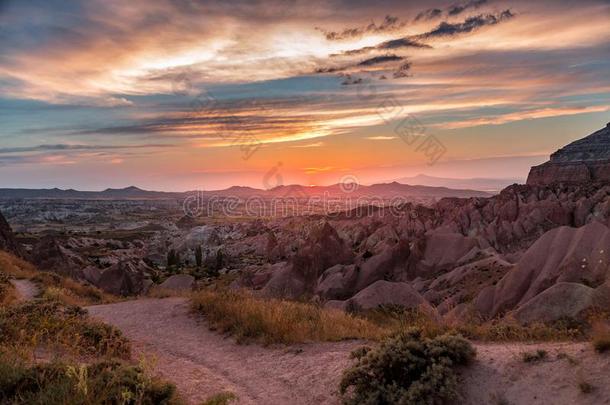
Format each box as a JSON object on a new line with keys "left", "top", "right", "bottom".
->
{"left": 339, "top": 329, "right": 476, "bottom": 405}
{"left": 0, "top": 353, "right": 180, "bottom": 405}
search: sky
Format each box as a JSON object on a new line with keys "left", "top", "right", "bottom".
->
{"left": 1, "top": 0, "right": 609, "bottom": 191}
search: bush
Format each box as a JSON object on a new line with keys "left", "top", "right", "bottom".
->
{"left": 339, "top": 329, "right": 476, "bottom": 405}
{"left": 0, "top": 352, "right": 181, "bottom": 405}
{"left": 0, "top": 299, "right": 130, "bottom": 358}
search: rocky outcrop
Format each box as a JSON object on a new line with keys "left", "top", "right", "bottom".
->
{"left": 159, "top": 274, "right": 195, "bottom": 291}
{"left": 31, "top": 237, "right": 87, "bottom": 280}
{"left": 0, "top": 210, "right": 24, "bottom": 257}
{"left": 527, "top": 123, "right": 610, "bottom": 185}
{"left": 326, "top": 280, "right": 434, "bottom": 315}
{"left": 474, "top": 221, "right": 610, "bottom": 320}
{"left": 97, "top": 260, "right": 153, "bottom": 296}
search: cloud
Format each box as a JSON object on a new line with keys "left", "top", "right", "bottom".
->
{"left": 417, "top": 10, "right": 515, "bottom": 39}
{"left": 366, "top": 136, "right": 397, "bottom": 140}
{"left": 290, "top": 142, "right": 324, "bottom": 148}
{"left": 0, "top": 144, "right": 174, "bottom": 154}
{"left": 437, "top": 105, "right": 610, "bottom": 129}
{"left": 318, "top": 15, "right": 406, "bottom": 41}
{"left": 414, "top": 8, "right": 443, "bottom": 22}
{"left": 448, "top": 0, "right": 489, "bottom": 16}
{"left": 358, "top": 54, "right": 404, "bottom": 66}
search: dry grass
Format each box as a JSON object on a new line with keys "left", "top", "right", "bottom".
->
{"left": 591, "top": 321, "right": 610, "bottom": 353}
{"left": 0, "top": 271, "right": 18, "bottom": 306}
{"left": 363, "top": 306, "right": 588, "bottom": 342}
{"left": 191, "top": 289, "right": 386, "bottom": 344}
{"left": 0, "top": 250, "right": 115, "bottom": 306}
{"left": 0, "top": 299, "right": 131, "bottom": 359}
{"left": 192, "top": 292, "right": 597, "bottom": 345}
{"left": 0, "top": 250, "right": 36, "bottom": 279}
{"left": 201, "top": 392, "right": 238, "bottom": 405}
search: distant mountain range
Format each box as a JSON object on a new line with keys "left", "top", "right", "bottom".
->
{"left": 393, "top": 174, "right": 521, "bottom": 193}
{"left": 0, "top": 182, "right": 492, "bottom": 200}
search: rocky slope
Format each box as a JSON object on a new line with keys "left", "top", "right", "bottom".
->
{"left": 528, "top": 123, "right": 610, "bottom": 185}
{"left": 0, "top": 210, "right": 23, "bottom": 257}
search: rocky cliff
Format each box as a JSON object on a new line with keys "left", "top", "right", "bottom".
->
{"left": 527, "top": 123, "right": 610, "bottom": 185}
{"left": 0, "top": 210, "right": 23, "bottom": 257}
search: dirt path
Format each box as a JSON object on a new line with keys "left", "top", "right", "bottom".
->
{"left": 10, "top": 279, "right": 39, "bottom": 301}
{"left": 87, "top": 298, "right": 610, "bottom": 405}
{"left": 86, "top": 298, "right": 358, "bottom": 405}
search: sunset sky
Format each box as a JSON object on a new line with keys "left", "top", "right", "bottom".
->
{"left": 1, "top": 0, "right": 609, "bottom": 190}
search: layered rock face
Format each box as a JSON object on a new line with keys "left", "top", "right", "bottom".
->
{"left": 0, "top": 210, "right": 24, "bottom": 257}
{"left": 527, "top": 123, "right": 610, "bottom": 185}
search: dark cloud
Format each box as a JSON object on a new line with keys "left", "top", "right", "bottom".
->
{"left": 379, "top": 37, "right": 432, "bottom": 50}
{"left": 318, "top": 15, "right": 406, "bottom": 41}
{"left": 0, "top": 144, "right": 175, "bottom": 154}
{"left": 393, "top": 61, "right": 412, "bottom": 78}
{"left": 448, "top": 0, "right": 488, "bottom": 16}
{"left": 358, "top": 54, "right": 403, "bottom": 66}
{"left": 414, "top": 8, "right": 442, "bottom": 22}
{"left": 316, "top": 54, "right": 403, "bottom": 75}
{"left": 417, "top": 10, "right": 514, "bottom": 39}
{"left": 333, "top": 38, "right": 430, "bottom": 57}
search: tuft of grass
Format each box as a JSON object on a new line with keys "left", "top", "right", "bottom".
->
{"left": 0, "top": 271, "right": 18, "bottom": 306}
{"left": 578, "top": 381, "right": 595, "bottom": 394}
{"left": 522, "top": 349, "right": 547, "bottom": 363}
{"left": 0, "top": 299, "right": 130, "bottom": 358}
{"left": 0, "top": 351, "right": 182, "bottom": 405}
{"left": 201, "top": 392, "right": 238, "bottom": 405}
{"left": 591, "top": 322, "right": 610, "bottom": 353}
{"left": 191, "top": 289, "right": 386, "bottom": 344}
{"left": 339, "top": 329, "right": 476, "bottom": 405}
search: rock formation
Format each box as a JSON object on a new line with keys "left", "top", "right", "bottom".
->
{"left": 0, "top": 210, "right": 23, "bottom": 257}
{"left": 527, "top": 122, "right": 610, "bottom": 185}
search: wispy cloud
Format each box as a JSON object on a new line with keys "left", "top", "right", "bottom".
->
{"left": 366, "top": 136, "right": 398, "bottom": 140}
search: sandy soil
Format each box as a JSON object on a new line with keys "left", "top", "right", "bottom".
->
{"left": 10, "top": 279, "right": 39, "bottom": 301}
{"left": 87, "top": 298, "right": 610, "bottom": 405}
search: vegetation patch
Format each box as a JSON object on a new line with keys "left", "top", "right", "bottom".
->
{"left": 191, "top": 289, "right": 386, "bottom": 344}
{"left": 0, "top": 299, "right": 130, "bottom": 358}
{"left": 0, "top": 271, "right": 18, "bottom": 305}
{"left": 521, "top": 349, "right": 547, "bottom": 363}
{"left": 339, "top": 329, "right": 476, "bottom": 405}
{"left": 0, "top": 352, "right": 181, "bottom": 405}
{"left": 201, "top": 392, "right": 238, "bottom": 405}
{"left": 592, "top": 322, "right": 610, "bottom": 353}
{"left": 0, "top": 251, "right": 115, "bottom": 306}
{"left": 363, "top": 306, "right": 590, "bottom": 342}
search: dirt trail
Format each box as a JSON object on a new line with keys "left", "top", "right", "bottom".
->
{"left": 86, "top": 298, "right": 358, "bottom": 405}
{"left": 87, "top": 298, "right": 610, "bottom": 405}
{"left": 10, "top": 279, "right": 39, "bottom": 301}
